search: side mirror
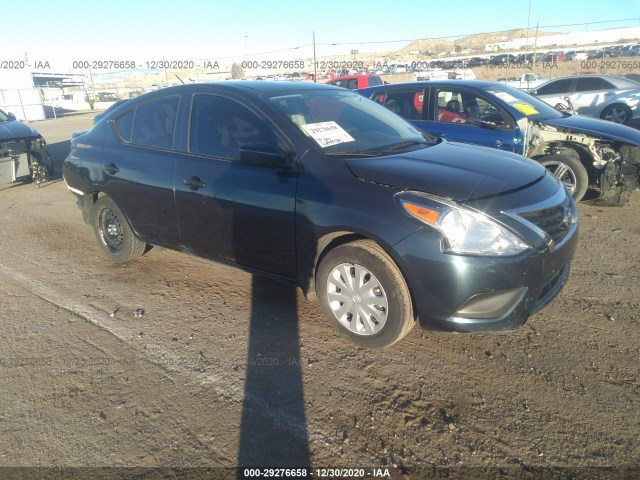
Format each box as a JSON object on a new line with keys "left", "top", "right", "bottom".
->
{"left": 239, "top": 142, "right": 291, "bottom": 170}
{"left": 7, "top": 112, "right": 16, "bottom": 121}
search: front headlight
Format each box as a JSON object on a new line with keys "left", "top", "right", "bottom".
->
{"left": 402, "top": 198, "right": 530, "bottom": 256}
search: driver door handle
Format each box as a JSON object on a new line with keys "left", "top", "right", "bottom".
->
{"left": 104, "top": 162, "right": 119, "bottom": 175}
{"left": 183, "top": 176, "right": 205, "bottom": 190}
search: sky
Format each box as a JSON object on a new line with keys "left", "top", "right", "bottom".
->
{"left": 4, "top": 0, "right": 640, "bottom": 72}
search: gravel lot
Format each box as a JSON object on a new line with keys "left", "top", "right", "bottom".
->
{"left": 0, "top": 113, "right": 638, "bottom": 479}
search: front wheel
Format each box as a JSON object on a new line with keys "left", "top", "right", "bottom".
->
{"left": 600, "top": 104, "right": 631, "bottom": 124}
{"left": 316, "top": 240, "right": 414, "bottom": 348}
{"left": 538, "top": 154, "right": 589, "bottom": 201}
{"left": 91, "top": 196, "right": 146, "bottom": 263}
{"left": 30, "top": 149, "right": 54, "bottom": 183}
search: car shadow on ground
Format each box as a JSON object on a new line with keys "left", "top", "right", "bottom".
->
{"left": 46, "top": 140, "right": 71, "bottom": 179}
{"left": 237, "top": 275, "right": 311, "bottom": 472}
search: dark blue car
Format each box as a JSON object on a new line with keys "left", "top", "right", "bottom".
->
{"left": 63, "top": 82, "right": 578, "bottom": 348}
{"left": 358, "top": 80, "right": 640, "bottom": 204}
{"left": 0, "top": 108, "right": 53, "bottom": 185}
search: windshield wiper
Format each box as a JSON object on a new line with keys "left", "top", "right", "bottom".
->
{"left": 325, "top": 151, "right": 380, "bottom": 157}
{"left": 374, "top": 140, "right": 428, "bottom": 154}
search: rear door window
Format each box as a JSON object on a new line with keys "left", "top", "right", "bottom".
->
{"left": 575, "top": 77, "right": 616, "bottom": 92}
{"left": 373, "top": 89, "right": 425, "bottom": 120}
{"left": 131, "top": 97, "right": 180, "bottom": 149}
{"left": 536, "top": 79, "right": 574, "bottom": 95}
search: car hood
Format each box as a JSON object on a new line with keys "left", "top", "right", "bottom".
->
{"left": 0, "top": 120, "right": 39, "bottom": 142}
{"left": 540, "top": 115, "right": 640, "bottom": 145}
{"left": 345, "top": 140, "right": 546, "bottom": 202}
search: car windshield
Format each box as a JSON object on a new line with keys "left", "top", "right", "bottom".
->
{"left": 482, "top": 84, "right": 564, "bottom": 121}
{"left": 0, "top": 109, "right": 9, "bottom": 122}
{"left": 267, "top": 88, "right": 435, "bottom": 156}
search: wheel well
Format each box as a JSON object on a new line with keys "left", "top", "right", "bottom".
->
{"left": 532, "top": 143, "right": 595, "bottom": 174}
{"left": 305, "top": 233, "right": 417, "bottom": 322}
{"left": 304, "top": 232, "right": 366, "bottom": 300}
{"left": 601, "top": 103, "right": 631, "bottom": 116}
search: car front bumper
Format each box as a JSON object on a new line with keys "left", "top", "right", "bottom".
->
{"left": 392, "top": 220, "right": 579, "bottom": 333}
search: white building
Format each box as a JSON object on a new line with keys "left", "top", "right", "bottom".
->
{"left": 0, "top": 70, "right": 45, "bottom": 121}
{"left": 486, "top": 26, "right": 640, "bottom": 52}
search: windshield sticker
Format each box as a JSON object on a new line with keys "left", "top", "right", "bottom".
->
{"left": 301, "top": 121, "right": 355, "bottom": 148}
{"left": 512, "top": 103, "right": 539, "bottom": 116}
{"left": 492, "top": 91, "right": 519, "bottom": 103}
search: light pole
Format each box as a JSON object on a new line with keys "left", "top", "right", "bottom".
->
{"left": 244, "top": 36, "right": 248, "bottom": 59}
{"left": 526, "top": 0, "right": 532, "bottom": 53}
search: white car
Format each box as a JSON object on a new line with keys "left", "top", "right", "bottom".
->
{"left": 531, "top": 74, "right": 640, "bottom": 124}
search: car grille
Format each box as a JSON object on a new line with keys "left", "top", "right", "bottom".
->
{"left": 518, "top": 193, "right": 574, "bottom": 246}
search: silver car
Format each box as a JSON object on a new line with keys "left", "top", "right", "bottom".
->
{"left": 531, "top": 74, "right": 640, "bottom": 124}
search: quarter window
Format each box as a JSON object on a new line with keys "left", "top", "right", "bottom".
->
{"left": 114, "top": 110, "right": 134, "bottom": 143}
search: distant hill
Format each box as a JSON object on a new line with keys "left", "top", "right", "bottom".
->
{"left": 401, "top": 28, "right": 556, "bottom": 54}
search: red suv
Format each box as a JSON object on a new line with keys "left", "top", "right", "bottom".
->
{"left": 325, "top": 75, "right": 383, "bottom": 90}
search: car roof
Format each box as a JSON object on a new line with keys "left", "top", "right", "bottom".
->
{"left": 538, "top": 74, "right": 640, "bottom": 89}
{"left": 327, "top": 75, "right": 377, "bottom": 81}
{"left": 359, "top": 80, "right": 504, "bottom": 90}
{"left": 112, "top": 81, "right": 344, "bottom": 106}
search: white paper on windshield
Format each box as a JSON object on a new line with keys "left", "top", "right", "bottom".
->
{"left": 492, "top": 91, "right": 519, "bottom": 103}
{"left": 301, "top": 121, "right": 355, "bottom": 148}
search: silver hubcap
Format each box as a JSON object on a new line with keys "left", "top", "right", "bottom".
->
{"left": 99, "top": 208, "right": 124, "bottom": 253}
{"left": 603, "top": 107, "right": 628, "bottom": 124}
{"left": 326, "top": 263, "right": 388, "bottom": 336}
{"left": 543, "top": 161, "right": 577, "bottom": 193}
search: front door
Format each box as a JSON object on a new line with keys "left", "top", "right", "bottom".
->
{"left": 174, "top": 93, "right": 298, "bottom": 278}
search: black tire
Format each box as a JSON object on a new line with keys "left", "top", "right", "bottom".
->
{"left": 316, "top": 240, "right": 414, "bottom": 348}
{"left": 91, "top": 195, "right": 146, "bottom": 263}
{"left": 600, "top": 104, "right": 631, "bottom": 124}
{"left": 538, "top": 154, "right": 589, "bottom": 201}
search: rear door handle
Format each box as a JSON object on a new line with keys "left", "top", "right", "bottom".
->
{"left": 104, "top": 162, "right": 119, "bottom": 174}
{"left": 183, "top": 176, "right": 205, "bottom": 190}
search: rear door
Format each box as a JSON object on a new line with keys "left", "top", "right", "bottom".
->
{"left": 531, "top": 78, "right": 575, "bottom": 109}
{"left": 101, "top": 95, "right": 182, "bottom": 245}
{"left": 173, "top": 93, "right": 298, "bottom": 278}
{"left": 570, "top": 77, "right": 618, "bottom": 116}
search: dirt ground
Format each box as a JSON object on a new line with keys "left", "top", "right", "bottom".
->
{"left": 0, "top": 113, "right": 639, "bottom": 479}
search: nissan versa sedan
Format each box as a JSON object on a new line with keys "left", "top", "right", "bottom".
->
{"left": 358, "top": 80, "right": 640, "bottom": 204}
{"left": 63, "top": 82, "right": 578, "bottom": 348}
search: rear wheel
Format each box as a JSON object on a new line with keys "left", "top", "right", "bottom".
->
{"left": 316, "top": 240, "right": 414, "bottom": 348}
{"left": 538, "top": 154, "right": 589, "bottom": 201}
{"left": 91, "top": 196, "right": 146, "bottom": 263}
{"left": 600, "top": 104, "right": 631, "bottom": 124}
